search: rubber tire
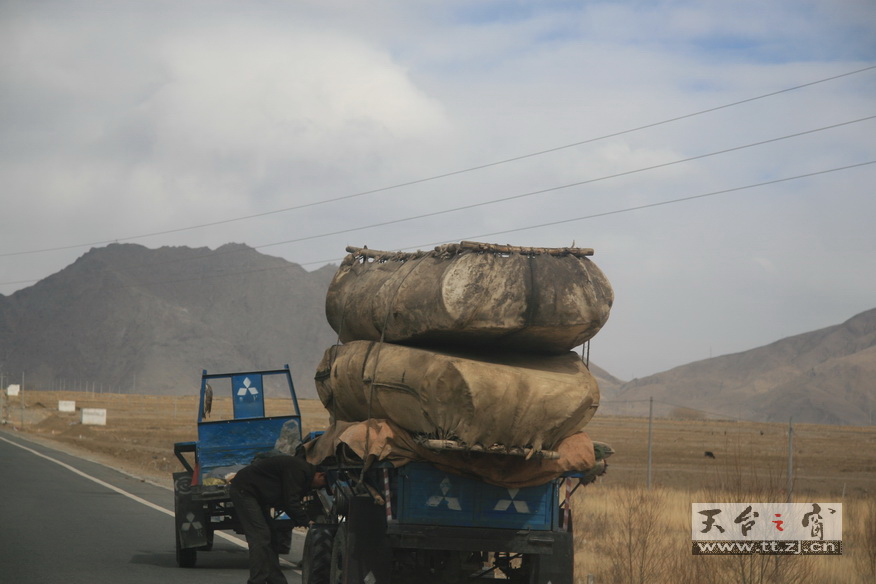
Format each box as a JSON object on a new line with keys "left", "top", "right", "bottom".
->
{"left": 329, "top": 522, "right": 348, "bottom": 584}
{"left": 302, "top": 525, "right": 335, "bottom": 584}
{"left": 175, "top": 527, "right": 197, "bottom": 568}
{"left": 202, "top": 527, "right": 214, "bottom": 552}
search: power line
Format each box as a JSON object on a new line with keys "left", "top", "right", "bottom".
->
{"left": 1, "top": 157, "right": 872, "bottom": 290}
{"left": 4, "top": 157, "right": 872, "bottom": 291}
{"left": 6, "top": 114, "right": 868, "bottom": 284}
{"left": 229, "top": 159, "right": 876, "bottom": 270}
{"left": 247, "top": 116, "right": 874, "bottom": 249}
{"left": 431, "top": 160, "right": 876, "bottom": 245}
{"left": 2, "top": 64, "right": 874, "bottom": 259}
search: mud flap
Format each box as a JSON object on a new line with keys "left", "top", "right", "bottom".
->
{"left": 342, "top": 496, "right": 392, "bottom": 584}
{"left": 174, "top": 471, "right": 208, "bottom": 550}
{"left": 529, "top": 530, "right": 574, "bottom": 584}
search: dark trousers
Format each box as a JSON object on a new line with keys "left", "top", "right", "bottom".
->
{"left": 230, "top": 486, "right": 288, "bottom": 584}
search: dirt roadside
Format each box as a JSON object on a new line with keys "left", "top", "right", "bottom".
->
{"left": 0, "top": 391, "right": 330, "bottom": 490}
{"left": 2, "top": 390, "right": 874, "bottom": 497}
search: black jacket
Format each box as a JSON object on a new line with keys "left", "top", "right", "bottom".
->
{"left": 232, "top": 455, "right": 315, "bottom": 526}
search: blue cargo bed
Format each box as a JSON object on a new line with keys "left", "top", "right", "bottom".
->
{"left": 395, "top": 463, "right": 559, "bottom": 530}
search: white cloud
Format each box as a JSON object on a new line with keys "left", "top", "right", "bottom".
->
{"left": 1, "top": 0, "right": 874, "bottom": 380}
{"left": 150, "top": 26, "right": 447, "bottom": 158}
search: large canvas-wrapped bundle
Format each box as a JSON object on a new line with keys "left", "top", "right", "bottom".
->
{"left": 315, "top": 340, "right": 599, "bottom": 453}
{"left": 325, "top": 242, "right": 613, "bottom": 354}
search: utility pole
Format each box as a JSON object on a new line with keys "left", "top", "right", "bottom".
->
{"left": 20, "top": 371, "right": 25, "bottom": 428}
{"left": 786, "top": 417, "right": 794, "bottom": 502}
{"left": 647, "top": 396, "right": 654, "bottom": 489}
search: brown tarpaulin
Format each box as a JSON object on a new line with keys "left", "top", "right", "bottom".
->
{"left": 316, "top": 340, "right": 600, "bottom": 452}
{"left": 304, "top": 418, "right": 597, "bottom": 489}
{"left": 325, "top": 243, "right": 613, "bottom": 354}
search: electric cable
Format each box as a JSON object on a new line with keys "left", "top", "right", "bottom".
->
{"left": 2, "top": 65, "right": 873, "bottom": 259}
{"left": 10, "top": 158, "right": 863, "bottom": 291}
{"left": 250, "top": 116, "right": 875, "bottom": 252}
{"left": 414, "top": 160, "right": 876, "bottom": 247}
{"left": 4, "top": 113, "right": 868, "bottom": 286}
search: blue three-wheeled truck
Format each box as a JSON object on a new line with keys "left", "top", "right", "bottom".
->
{"left": 173, "top": 365, "right": 608, "bottom": 583}
{"left": 173, "top": 366, "right": 304, "bottom": 568}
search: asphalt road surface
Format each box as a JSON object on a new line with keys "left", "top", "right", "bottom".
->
{"left": 0, "top": 432, "right": 305, "bottom": 584}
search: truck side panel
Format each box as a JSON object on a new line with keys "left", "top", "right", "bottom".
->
{"left": 396, "top": 463, "right": 558, "bottom": 530}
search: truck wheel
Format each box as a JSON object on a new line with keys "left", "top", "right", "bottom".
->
{"left": 173, "top": 472, "right": 197, "bottom": 567}
{"left": 329, "top": 522, "right": 348, "bottom": 584}
{"left": 175, "top": 527, "right": 197, "bottom": 568}
{"left": 302, "top": 524, "right": 335, "bottom": 584}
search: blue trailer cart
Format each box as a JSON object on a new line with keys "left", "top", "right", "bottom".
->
{"left": 300, "top": 448, "right": 609, "bottom": 584}
{"left": 172, "top": 365, "right": 303, "bottom": 568}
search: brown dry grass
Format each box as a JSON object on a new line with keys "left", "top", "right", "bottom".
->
{"left": 0, "top": 390, "right": 332, "bottom": 487}
{"left": 576, "top": 485, "right": 876, "bottom": 584}
{"left": 2, "top": 390, "right": 874, "bottom": 583}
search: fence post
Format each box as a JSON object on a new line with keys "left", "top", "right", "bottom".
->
{"left": 786, "top": 417, "right": 794, "bottom": 502}
{"left": 647, "top": 396, "right": 653, "bottom": 489}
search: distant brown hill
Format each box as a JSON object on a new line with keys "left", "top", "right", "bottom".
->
{"left": 2, "top": 244, "right": 873, "bottom": 425}
{"left": 588, "top": 362, "right": 624, "bottom": 395}
{"left": 0, "top": 243, "right": 338, "bottom": 398}
{"left": 604, "top": 308, "right": 876, "bottom": 425}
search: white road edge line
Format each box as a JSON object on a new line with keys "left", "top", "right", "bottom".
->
{"left": 0, "top": 434, "right": 254, "bottom": 549}
{"left": 2, "top": 433, "right": 308, "bottom": 573}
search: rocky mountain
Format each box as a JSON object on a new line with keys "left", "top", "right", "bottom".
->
{"left": 0, "top": 243, "right": 338, "bottom": 398}
{"left": 2, "top": 243, "right": 873, "bottom": 425}
{"left": 603, "top": 308, "right": 876, "bottom": 425}
{"left": 587, "top": 361, "right": 624, "bottom": 395}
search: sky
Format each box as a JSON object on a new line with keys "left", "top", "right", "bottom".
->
{"left": 1, "top": 0, "right": 874, "bottom": 381}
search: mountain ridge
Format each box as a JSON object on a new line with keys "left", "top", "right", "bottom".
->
{"left": 605, "top": 308, "right": 876, "bottom": 425}
{"left": 1, "top": 244, "right": 872, "bottom": 425}
{"left": 0, "top": 243, "right": 339, "bottom": 398}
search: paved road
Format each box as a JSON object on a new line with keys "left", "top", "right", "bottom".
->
{"left": 0, "top": 431, "right": 305, "bottom": 584}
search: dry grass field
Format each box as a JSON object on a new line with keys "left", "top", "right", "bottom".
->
{"left": 2, "top": 390, "right": 874, "bottom": 583}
